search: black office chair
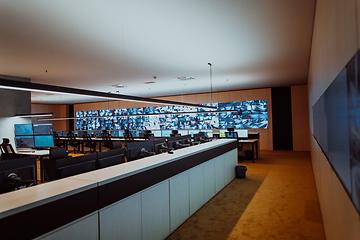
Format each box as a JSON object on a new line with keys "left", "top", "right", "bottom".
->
{"left": 170, "top": 130, "right": 180, "bottom": 137}
{"left": 110, "top": 141, "right": 123, "bottom": 150}
{"left": 83, "top": 133, "right": 97, "bottom": 154}
{"left": 101, "top": 130, "right": 112, "bottom": 150}
{"left": 143, "top": 130, "right": 154, "bottom": 140}
{"left": 66, "top": 131, "right": 80, "bottom": 153}
{"left": 225, "top": 129, "right": 244, "bottom": 161}
{"left": 0, "top": 138, "right": 20, "bottom": 161}
{"left": 53, "top": 132, "right": 65, "bottom": 147}
{"left": 124, "top": 129, "right": 134, "bottom": 143}
{"left": 43, "top": 147, "right": 70, "bottom": 181}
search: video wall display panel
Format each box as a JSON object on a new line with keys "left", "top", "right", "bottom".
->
{"left": 312, "top": 50, "right": 360, "bottom": 214}
{"left": 75, "top": 100, "right": 268, "bottom": 131}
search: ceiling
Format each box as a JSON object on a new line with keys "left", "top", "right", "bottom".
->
{"left": 0, "top": 0, "right": 316, "bottom": 104}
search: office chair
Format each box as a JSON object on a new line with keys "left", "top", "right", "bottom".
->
{"left": 53, "top": 132, "right": 65, "bottom": 147}
{"left": 83, "top": 132, "right": 97, "bottom": 154}
{"left": 101, "top": 130, "right": 112, "bottom": 150}
{"left": 170, "top": 130, "right": 180, "bottom": 137}
{"left": 66, "top": 131, "right": 80, "bottom": 153}
{"left": 43, "top": 147, "right": 70, "bottom": 181}
{"left": 1, "top": 138, "right": 20, "bottom": 160}
{"left": 124, "top": 129, "right": 134, "bottom": 142}
{"left": 143, "top": 130, "right": 154, "bottom": 140}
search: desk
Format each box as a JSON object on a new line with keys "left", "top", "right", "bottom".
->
{"left": 16, "top": 150, "right": 50, "bottom": 183}
{"left": 1, "top": 139, "right": 237, "bottom": 239}
{"left": 60, "top": 137, "right": 146, "bottom": 153}
{"left": 238, "top": 139, "right": 258, "bottom": 162}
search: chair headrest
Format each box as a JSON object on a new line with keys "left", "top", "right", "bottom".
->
{"left": 2, "top": 138, "right": 10, "bottom": 144}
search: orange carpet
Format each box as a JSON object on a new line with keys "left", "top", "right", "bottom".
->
{"left": 167, "top": 150, "right": 326, "bottom": 240}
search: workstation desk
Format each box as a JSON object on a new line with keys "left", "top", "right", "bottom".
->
{"left": 238, "top": 139, "right": 259, "bottom": 162}
{"left": 15, "top": 149, "right": 50, "bottom": 183}
{"left": 59, "top": 137, "right": 145, "bottom": 152}
{"left": 0, "top": 139, "right": 238, "bottom": 240}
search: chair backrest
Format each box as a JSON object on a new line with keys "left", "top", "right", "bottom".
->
{"left": 83, "top": 132, "right": 93, "bottom": 142}
{"left": 110, "top": 141, "right": 122, "bottom": 149}
{"left": 124, "top": 130, "right": 134, "bottom": 142}
{"left": 1, "top": 138, "right": 17, "bottom": 160}
{"left": 53, "top": 132, "right": 60, "bottom": 139}
{"left": 50, "top": 147, "right": 67, "bottom": 159}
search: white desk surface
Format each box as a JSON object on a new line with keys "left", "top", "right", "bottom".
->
{"left": 0, "top": 178, "right": 97, "bottom": 219}
{"left": 0, "top": 139, "right": 236, "bottom": 218}
{"left": 16, "top": 149, "right": 50, "bottom": 156}
{"left": 238, "top": 139, "right": 258, "bottom": 143}
{"left": 70, "top": 139, "right": 236, "bottom": 186}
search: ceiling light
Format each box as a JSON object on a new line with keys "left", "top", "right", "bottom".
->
{"left": 110, "top": 84, "right": 128, "bottom": 88}
{"left": 143, "top": 81, "right": 155, "bottom": 84}
{"left": 16, "top": 113, "right": 53, "bottom": 118}
{"left": 177, "top": 76, "right": 194, "bottom": 81}
{"left": 0, "top": 79, "right": 216, "bottom": 110}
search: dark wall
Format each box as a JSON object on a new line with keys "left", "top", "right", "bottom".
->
{"left": 0, "top": 75, "right": 31, "bottom": 117}
{"left": 271, "top": 87, "right": 293, "bottom": 150}
{"left": 67, "top": 104, "right": 74, "bottom": 131}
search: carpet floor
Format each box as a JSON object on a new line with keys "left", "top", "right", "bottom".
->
{"left": 166, "top": 150, "right": 326, "bottom": 240}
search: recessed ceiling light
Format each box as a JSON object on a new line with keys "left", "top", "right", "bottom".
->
{"left": 110, "top": 84, "right": 128, "bottom": 88}
{"left": 143, "top": 81, "right": 155, "bottom": 84}
{"left": 176, "top": 76, "right": 194, "bottom": 81}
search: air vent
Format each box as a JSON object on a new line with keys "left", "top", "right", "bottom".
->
{"left": 176, "top": 76, "right": 194, "bottom": 81}
{"left": 110, "top": 84, "right": 128, "bottom": 88}
{"left": 143, "top": 81, "right": 156, "bottom": 84}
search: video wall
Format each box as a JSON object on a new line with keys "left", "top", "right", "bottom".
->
{"left": 312, "top": 50, "right": 360, "bottom": 214}
{"left": 75, "top": 100, "right": 268, "bottom": 131}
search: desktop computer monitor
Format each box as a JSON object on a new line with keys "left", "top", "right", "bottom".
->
{"left": 178, "top": 130, "right": 189, "bottom": 136}
{"left": 219, "top": 129, "right": 227, "bottom": 138}
{"left": 235, "top": 129, "right": 248, "bottom": 138}
{"left": 204, "top": 130, "right": 213, "bottom": 138}
{"left": 161, "top": 130, "right": 172, "bottom": 137}
{"left": 152, "top": 130, "right": 162, "bottom": 137}
{"left": 54, "top": 131, "right": 63, "bottom": 137}
{"left": 93, "top": 131, "right": 102, "bottom": 137}
{"left": 34, "top": 135, "right": 54, "bottom": 148}
{"left": 189, "top": 130, "right": 200, "bottom": 137}
{"left": 33, "top": 123, "right": 53, "bottom": 135}
{"left": 131, "top": 131, "right": 141, "bottom": 138}
{"left": 119, "top": 130, "right": 125, "bottom": 138}
{"left": 14, "top": 124, "right": 33, "bottom": 136}
{"left": 15, "top": 136, "right": 35, "bottom": 148}
{"left": 110, "top": 130, "right": 120, "bottom": 137}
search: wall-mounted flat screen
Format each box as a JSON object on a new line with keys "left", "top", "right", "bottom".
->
{"left": 15, "top": 136, "right": 35, "bottom": 148}
{"left": 34, "top": 135, "right": 54, "bottom": 148}
{"left": 33, "top": 123, "right": 53, "bottom": 135}
{"left": 15, "top": 124, "right": 33, "bottom": 136}
{"left": 75, "top": 99, "right": 268, "bottom": 131}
